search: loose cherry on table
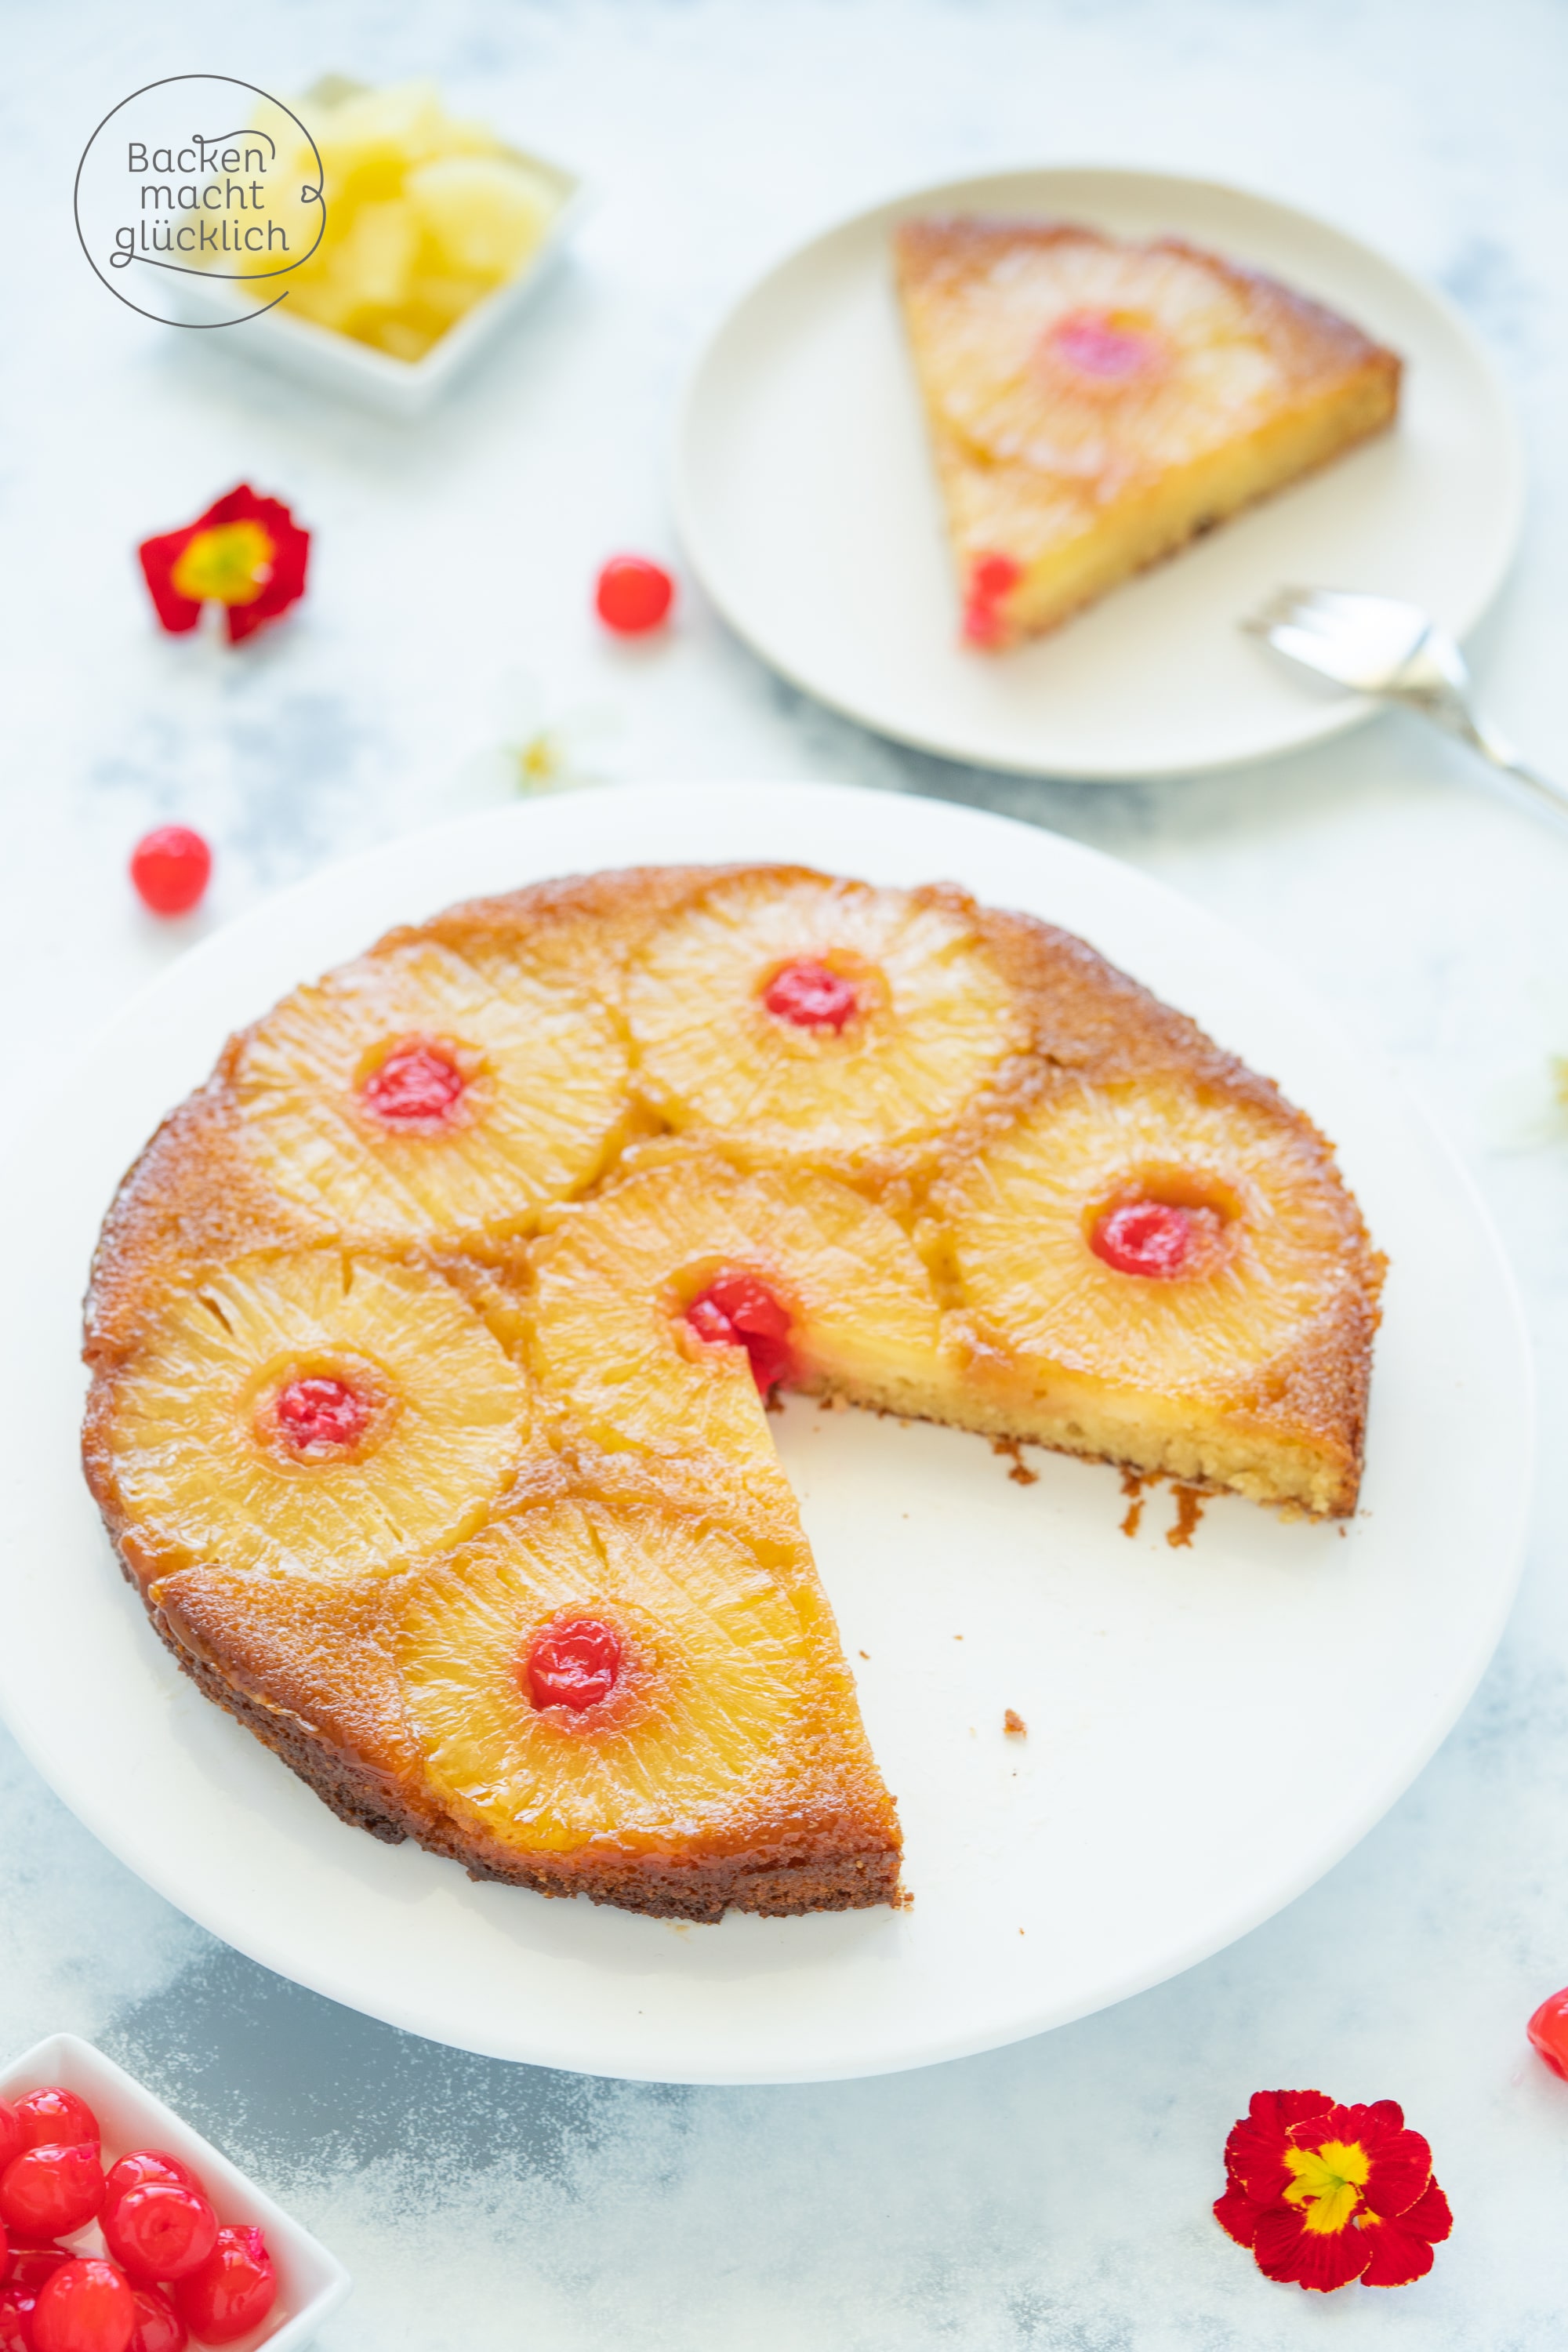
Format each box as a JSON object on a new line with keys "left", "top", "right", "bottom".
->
{"left": 761, "top": 959, "right": 858, "bottom": 1033}
{"left": 593, "top": 554, "right": 674, "bottom": 635}
{"left": 103, "top": 2183, "right": 218, "bottom": 2285}
{"left": 172, "top": 2229, "right": 276, "bottom": 2347}
{"left": 129, "top": 827, "right": 212, "bottom": 919}
{"left": 32, "top": 2258, "right": 136, "bottom": 2352}
{"left": 0, "top": 2143, "right": 105, "bottom": 2239}
{"left": 1526, "top": 1984, "right": 1568, "bottom": 2079}
{"left": 525, "top": 1618, "right": 622, "bottom": 1712}
{"left": 685, "top": 1271, "right": 793, "bottom": 1396}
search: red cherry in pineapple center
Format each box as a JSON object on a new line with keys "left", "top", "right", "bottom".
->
{"left": 524, "top": 1618, "right": 622, "bottom": 1712}
{"left": 360, "top": 1040, "right": 466, "bottom": 1125}
{"left": 685, "top": 1271, "right": 793, "bottom": 1394}
{"left": 1046, "top": 308, "right": 1161, "bottom": 381}
{"left": 275, "top": 1376, "right": 369, "bottom": 1450}
{"left": 1092, "top": 1199, "right": 1203, "bottom": 1278}
{"left": 762, "top": 959, "right": 858, "bottom": 1033}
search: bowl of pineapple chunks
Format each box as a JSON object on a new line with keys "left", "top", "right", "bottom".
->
{"left": 174, "top": 78, "right": 583, "bottom": 415}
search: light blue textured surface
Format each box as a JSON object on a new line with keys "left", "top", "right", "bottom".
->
{"left": 3, "top": 0, "right": 1568, "bottom": 2341}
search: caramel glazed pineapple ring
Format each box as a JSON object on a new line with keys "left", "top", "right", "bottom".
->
{"left": 83, "top": 864, "right": 1382, "bottom": 1920}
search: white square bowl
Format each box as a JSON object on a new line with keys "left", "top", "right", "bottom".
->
{"left": 166, "top": 79, "right": 586, "bottom": 419}
{"left": 1, "top": 2033, "right": 351, "bottom": 2351}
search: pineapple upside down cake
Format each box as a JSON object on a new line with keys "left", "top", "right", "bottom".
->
{"left": 83, "top": 866, "right": 1382, "bottom": 1922}
{"left": 892, "top": 219, "right": 1403, "bottom": 649}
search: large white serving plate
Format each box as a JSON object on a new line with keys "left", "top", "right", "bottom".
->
{"left": 674, "top": 168, "right": 1523, "bottom": 778}
{"left": 0, "top": 782, "right": 1530, "bottom": 2083}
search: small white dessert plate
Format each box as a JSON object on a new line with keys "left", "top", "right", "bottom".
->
{"left": 0, "top": 2031, "right": 350, "bottom": 2349}
{"left": 0, "top": 783, "right": 1531, "bottom": 2085}
{"left": 673, "top": 167, "right": 1523, "bottom": 779}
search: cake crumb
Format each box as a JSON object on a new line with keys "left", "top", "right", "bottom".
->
{"left": 992, "top": 1436, "right": 1039, "bottom": 1486}
{"left": 1004, "top": 1708, "right": 1027, "bottom": 1738}
{"left": 1167, "top": 1484, "right": 1207, "bottom": 1548}
{"left": 858, "top": 1649, "right": 869, "bottom": 1660}
{"left": 1119, "top": 1465, "right": 1155, "bottom": 1537}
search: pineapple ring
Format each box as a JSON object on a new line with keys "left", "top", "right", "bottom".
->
{"left": 939, "top": 1078, "right": 1368, "bottom": 1400}
{"left": 528, "top": 1143, "right": 953, "bottom": 1472}
{"left": 398, "top": 1490, "right": 824, "bottom": 1853}
{"left": 924, "top": 234, "right": 1300, "bottom": 482}
{"left": 96, "top": 1248, "right": 529, "bottom": 1582}
{"left": 230, "top": 936, "right": 630, "bottom": 1247}
{"left": 625, "top": 870, "right": 1025, "bottom": 1166}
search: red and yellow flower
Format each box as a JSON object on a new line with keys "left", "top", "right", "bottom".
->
{"left": 138, "top": 485, "right": 310, "bottom": 644}
{"left": 1215, "top": 2089, "right": 1452, "bottom": 2292}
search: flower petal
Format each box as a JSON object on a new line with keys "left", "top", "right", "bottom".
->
{"left": 137, "top": 528, "right": 203, "bottom": 633}
{"left": 1252, "top": 2200, "right": 1374, "bottom": 2292}
{"left": 1225, "top": 2089, "right": 1334, "bottom": 2205}
{"left": 1357, "top": 2184, "right": 1451, "bottom": 2291}
{"left": 1287, "top": 2103, "right": 1431, "bottom": 2220}
{"left": 1213, "top": 2183, "right": 1266, "bottom": 2249}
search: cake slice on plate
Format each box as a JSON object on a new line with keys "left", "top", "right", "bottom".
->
{"left": 891, "top": 218, "right": 1402, "bottom": 649}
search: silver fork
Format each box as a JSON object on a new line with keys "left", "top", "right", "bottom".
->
{"left": 1242, "top": 588, "right": 1568, "bottom": 825}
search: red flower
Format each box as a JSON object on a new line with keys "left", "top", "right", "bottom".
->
{"left": 138, "top": 485, "right": 309, "bottom": 643}
{"left": 1215, "top": 2089, "right": 1452, "bottom": 2292}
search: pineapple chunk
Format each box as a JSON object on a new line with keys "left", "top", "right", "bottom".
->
{"left": 266, "top": 79, "right": 561, "bottom": 359}
{"left": 405, "top": 157, "right": 556, "bottom": 280}
{"left": 230, "top": 934, "right": 630, "bottom": 1250}
{"left": 94, "top": 1249, "right": 530, "bottom": 1584}
{"left": 528, "top": 1142, "right": 954, "bottom": 1473}
{"left": 398, "top": 1472, "right": 864, "bottom": 1855}
{"left": 325, "top": 198, "right": 419, "bottom": 311}
{"left": 626, "top": 869, "right": 1027, "bottom": 1173}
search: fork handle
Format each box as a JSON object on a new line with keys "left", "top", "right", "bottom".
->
{"left": 1399, "top": 682, "right": 1568, "bottom": 824}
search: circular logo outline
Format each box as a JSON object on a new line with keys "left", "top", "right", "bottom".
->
{"left": 74, "top": 74, "right": 327, "bottom": 328}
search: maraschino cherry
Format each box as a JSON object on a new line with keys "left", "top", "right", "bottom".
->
{"left": 686, "top": 1271, "right": 792, "bottom": 1394}
{"left": 31, "top": 2257, "right": 135, "bottom": 2352}
{"left": 172, "top": 2230, "right": 276, "bottom": 2348}
{"left": 963, "top": 553, "right": 1022, "bottom": 647}
{"left": 0, "top": 2143, "right": 105, "bottom": 2239}
{"left": 1527, "top": 1984, "right": 1568, "bottom": 2079}
{"left": 275, "top": 1377, "right": 370, "bottom": 1451}
{"left": 1092, "top": 1200, "right": 1201, "bottom": 1279}
{"left": 1045, "top": 308, "right": 1160, "bottom": 383}
{"left": 125, "top": 2286, "right": 187, "bottom": 2352}
{"left": 103, "top": 2181, "right": 218, "bottom": 2284}
{"left": 129, "top": 827, "right": 211, "bottom": 918}
{"left": 594, "top": 555, "right": 674, "bottom": 635}
{"left": 525, "top": 1618, "right": 623, "bottom": 1712}
{"left": 359, "top": 1040, "right": 466, "bottom": 1126}
{"left": 762, "top": 960, "right": 858, "bottom": 1033}
{"left": 11, "top": 2092, "right": 99, "bottom": 2155}
{"left": 125, "top": 2285, "right": 186, "bottom": 2352}
{"left": 103, "top": 2154, "right": 202, "bottom": 2211}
